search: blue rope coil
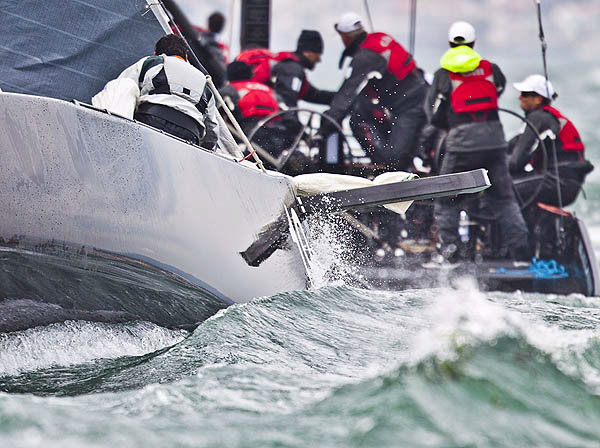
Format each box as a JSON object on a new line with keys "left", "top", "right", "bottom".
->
{"left": 528, "top": 258, "right": 569, "bottom": 279}
{"left": 492, "top": 258, "right": 569, "bottom": 279}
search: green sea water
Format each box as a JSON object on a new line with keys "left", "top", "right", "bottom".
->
{"left": 3, "top": 286, "right": 600, "bottom": 447}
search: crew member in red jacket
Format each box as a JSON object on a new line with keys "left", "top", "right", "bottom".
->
{"left": 320, "top": 12, "right": 427, "bottom": 171}
{"left": 219, "top": 61, "right": 290, "bottom": 159}
{"left": 426, "top": 21, "right": 529, "bottom": 262}
{"left": 219, "top": 61, "right": 279, "bottom": 129}
{"left": 508, "top": 74, "right": 593, "bottom": 207}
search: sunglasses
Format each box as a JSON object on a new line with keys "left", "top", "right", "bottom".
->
{"left": 520, "top": 91, "right": 538, "bottom": 98}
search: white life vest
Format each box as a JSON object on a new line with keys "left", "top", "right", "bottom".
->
{"left": 138, "top": 55, "right": 208, "bottom": 125}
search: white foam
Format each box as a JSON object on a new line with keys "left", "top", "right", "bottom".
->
{"left": 0, "top": 321, "right": 187, "bottom": 376}
{"left": 410, "top": 279, "right": 517, "bottom": 363}
{"left": 409, "top": 280, "right": 600, "bottom": 391}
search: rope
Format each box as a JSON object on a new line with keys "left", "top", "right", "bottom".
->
{"left": 206, "top": 76, "right": 267, "bottom": 172}
{"left": 529, "top": 258, "right": 569, "bottom": 278}
{"left": 493, "top": 258, "right": 569, "bottom": 279}
{"left": 284, "top": 207, "right": 313, "bottom": 286}
{"left": 239, "top": 148, "right": 257, "bottom": 162}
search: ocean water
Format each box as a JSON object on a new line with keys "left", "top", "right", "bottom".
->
{"left": 3, "top": 284, "right": 600, "bottom": 447}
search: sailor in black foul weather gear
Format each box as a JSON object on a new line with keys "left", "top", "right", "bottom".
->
{"left": 195, "top": 11, "right": 229, "bottom": 69}
{"left": 427, "top": 21, "right": 529, "bottom": 261}
{"left": 271, "top": 30, "right": 335, "bottom": 109}
{"left": 321, "top": 12, "right": 427, "bottom": 171}
{"left": 117, "top": 35, "right": 219, "bottom": 149}
{"left": 508, "top": 74, "right": 593, "bottom": 207}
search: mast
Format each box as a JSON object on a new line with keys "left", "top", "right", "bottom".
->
{"left": 363, "top": 0, "right": 374, "bottom": 32}
{"left": 409, "top": 0, "right": 417, "bottom": 55}
{"left": 534, "top": 0, "right": 564, "bottom": 216}
{"left": 240, "top": 0, "right": 271, "bottom": 49}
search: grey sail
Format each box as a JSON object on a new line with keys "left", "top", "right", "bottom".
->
{"left": 0, "top": 0, "right": 164, "bottom": 101}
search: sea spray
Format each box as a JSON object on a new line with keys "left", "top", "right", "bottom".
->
{"left": 409, "top": 279, "right": 600, "bottom": 393}
{"left": 304, "top": 212, "right": 370, "bottom": 289}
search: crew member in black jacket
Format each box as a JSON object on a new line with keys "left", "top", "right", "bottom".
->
{"left": 197, "top": 12, "right": 228, "bottom": 68}
{"left": 321, "top": 12, "right": 427, "bottom": 171}
{"left": 508, "top": 74, "right": 592, "bottom": 207}
{"left": 271, "top": 30, "right": 335, "bottom": 109}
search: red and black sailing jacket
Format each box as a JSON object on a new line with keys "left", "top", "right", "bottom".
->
{"left": 235, "top": 49, "right": 296, "bottom": 85}
{"left": 543, "top": 105, "right": 585, "bottom": 157}
{"left": 360, "top": 32, "right": 416, "bottom": 82}
{"left": 448, "top": 60, "right": 498, "bottom": 114}
{"left": 230, "top": 81, "right": 279, "bottom": 118}
{"left": 273, "top": 51, "right": 312, "bottom": 99}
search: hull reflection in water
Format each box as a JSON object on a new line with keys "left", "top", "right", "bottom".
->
{"left": 0, "top": 93, "right": 308, "bottom": 332}
{"left": 0, "top": 244, "right": 228, "bottom": 332}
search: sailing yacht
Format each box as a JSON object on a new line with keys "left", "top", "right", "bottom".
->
{"left": 0, "top": 0, "right": 489, "bottom": 332}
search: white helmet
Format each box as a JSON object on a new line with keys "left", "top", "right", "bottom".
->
{"left": 448, "top": 21, "right": 476, "bottom": 45}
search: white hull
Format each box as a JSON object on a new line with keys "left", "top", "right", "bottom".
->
{"left": 0, "top": 93, "right": 308, "bottom": 306}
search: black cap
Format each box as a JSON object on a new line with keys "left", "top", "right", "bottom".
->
{"left": 208, "top": 12, "right": 225, "bottom": 33}
{"left": 227, "top": 61, "right": 253, "bottom": 82}
{"left": 296, "top": 30, "right": 323, "bottom": 54}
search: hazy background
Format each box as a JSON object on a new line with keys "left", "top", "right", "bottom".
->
{"left": 178, "top": 0, "right": 599, "bottom": 131}
{"left": 180, "top": 0, "right": 600, "bottom": 228}
{"left": 178, "top": 0, "right": 599, "bottom": 87}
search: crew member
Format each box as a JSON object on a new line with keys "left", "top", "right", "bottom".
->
{"left": 235, "top": 48, "right": 277, "bottom": 85}
{"left": 220, "top": 61, "right": 280, "bottom": 132}
{"left": 427, "top": 21, "right": 529, "bottom": 261}
{"left": 196, "top": 12, "right": 229, "bottom": 66}
{"left": 320, "top": 12, "right": 427, "bottom": 171}
{"left": 116, "top": 35, "right": 219, "bottom": 149}
{"left": 271, "top": 30, "right": 335, "bottom": 108}
{"left": 509, "top": 74, "right": 593, "bottom": 207}
{"left": 220, "top": 61, "right": 290, "bottom": 159}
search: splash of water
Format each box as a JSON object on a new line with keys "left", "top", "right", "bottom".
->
{"left": 304, "top": 212, "right": 370, "bottom": 289}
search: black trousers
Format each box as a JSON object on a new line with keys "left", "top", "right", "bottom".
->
{"left": 513, "top": 175, "right": 583, "bottom": 208}
{"left": 512, "top": 160, "right": 593, "bottom": 208}
{"left": 135, "top": 103, "right": 202, "bottom": 145}
{"left": 241, "top": 118, "right": 294, "bottom": 160}
{"left": 434, "top": 150, "right": 529, "bottom": 254}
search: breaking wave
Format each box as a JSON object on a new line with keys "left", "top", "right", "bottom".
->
{"left": 0, "top": 321, "right": 186, "bottom": 376}
{"left": 2, "top": 283, "right": 600, "bottom": 446}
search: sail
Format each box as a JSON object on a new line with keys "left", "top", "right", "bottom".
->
{"left": 0, "top": 0, "right": 164, "bottom": 102}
